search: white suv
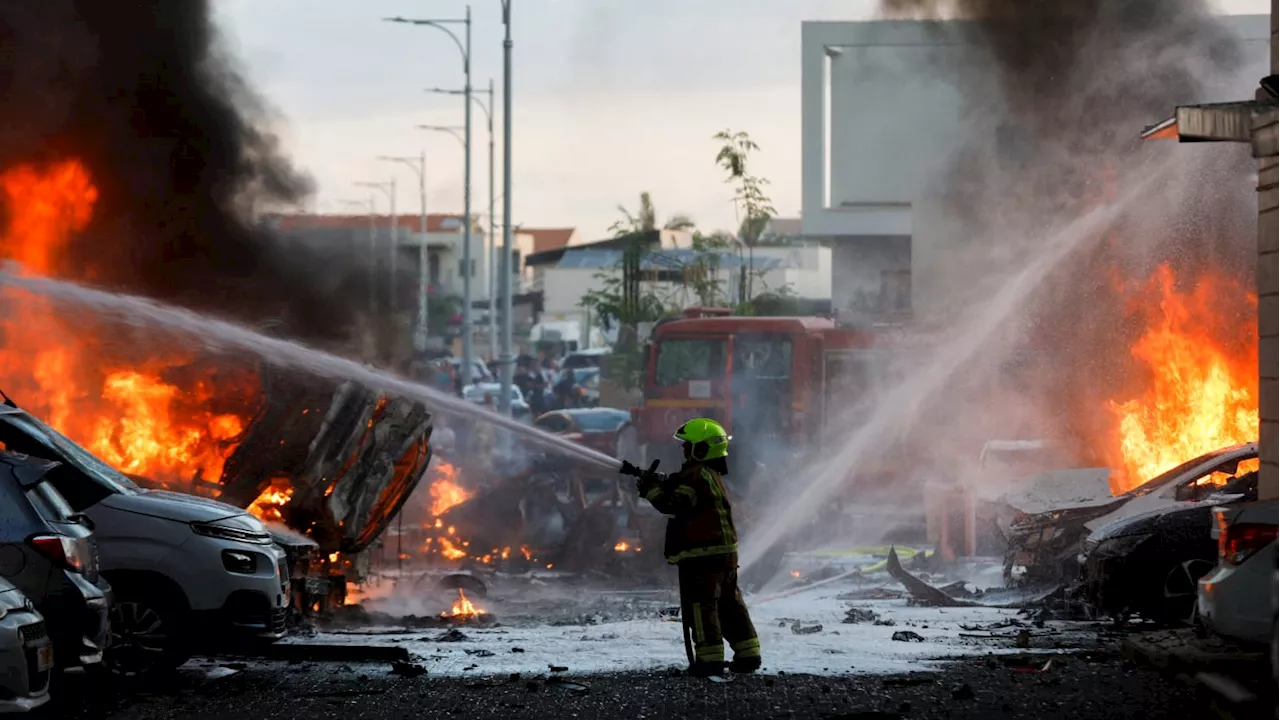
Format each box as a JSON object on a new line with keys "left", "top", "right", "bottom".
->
{"left": 0, "top": 404, "right": 289, "bottom": 677}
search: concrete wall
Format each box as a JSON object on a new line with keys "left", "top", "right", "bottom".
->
{"left": 1257, "top": 0, "right": 1279, "bottom": 501}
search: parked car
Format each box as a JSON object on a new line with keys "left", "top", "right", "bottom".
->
{"left": 532, "top": 408, "right": 638, "bottom": 459}
{"left": 0, "top": 578, "right": 53, "bottom": 712}
{"left": 1002, "top": 443, "right": 1258, "bottom": 584}
{"left": 462, "top": 382, "right": 531, "bottom": 420}
{"left": 561, "top": 348, "right": 611, "bottom": 370}
{"left": 1077, "top": 470, "right": 1258, "bottom": 624}
{"left": 0, "top": 451, "right": 109, "bottom": 674}
{"left": 1196, "top": 498, "right": 1277, "bottom": 645}
{"left": 0, "top": 403, "right": 290, "bottom": 677}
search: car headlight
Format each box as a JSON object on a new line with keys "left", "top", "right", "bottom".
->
{"left": 1094, "top": 533, "right": 1151, "bottom": 557}
{"left": 191, "top": 522, "right": 274, "bottom": 545}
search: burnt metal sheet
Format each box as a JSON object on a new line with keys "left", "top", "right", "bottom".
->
{"left": 1141, "top": 100, "right": 1270, "bottom": 143}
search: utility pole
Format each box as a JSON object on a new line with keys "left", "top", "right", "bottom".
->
{"left": 424, "top": 79, "right": 496, "bottom": 360}
{"left": 378, "top": 154, "right": 430, "bottom": 351}
{"left": 498, "top": 0, "right": 514, "bottom": 416}
{"left": 386, "top": 6, "right": 474, "bottom": 387}
{"left": 355, "top": 179, "right": 397, "bottom": 359}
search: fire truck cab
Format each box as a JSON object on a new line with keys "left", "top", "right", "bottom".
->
{"left": 632, "top": 308, "right": 902, "bottom": 483}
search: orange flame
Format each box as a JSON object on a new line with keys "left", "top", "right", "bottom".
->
{"left": 1107, "top": 265, "right": 1258, "bottom": 492}
{"left": 428, "top": 461, "right": 472, "bottom": 516}
{"left": 248, "top": 480, "right": 294, "bottom": 523}
{"left": 443, "top": 588, "right": 482, "bottom": 618}
{"left": 0, "top": 160, "right": 259, "bottom": 490}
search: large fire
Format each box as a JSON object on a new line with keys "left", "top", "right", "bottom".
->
{"left": 1107, "top": 264, "right": 1258, "bottom": 492}
{"left": 0, "top": 160, "right": 258, "bottom": 489}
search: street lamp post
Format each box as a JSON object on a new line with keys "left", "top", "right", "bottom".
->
{"left": 386, "top": 7, "right": 475, "bottom": 388}
{"left": 425, "top": 79, "right": 496, "bottom": 361}
{"left": 378, "top": 154, "right": 430, "bottom": 351}
{"left": 499, "top": 0, "right": 514, "bottom": 416}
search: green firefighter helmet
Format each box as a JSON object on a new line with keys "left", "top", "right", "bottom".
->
{"left": 673, "top": 417, "right": 731, "bottom": 461}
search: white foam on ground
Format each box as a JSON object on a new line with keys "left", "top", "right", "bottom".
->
{"left": 291, "top": 583, "right": 1081, "bottom": 677}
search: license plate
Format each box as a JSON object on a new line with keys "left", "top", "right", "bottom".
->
{"left": 35, "top": 644, "right": 53, "bottom": 672}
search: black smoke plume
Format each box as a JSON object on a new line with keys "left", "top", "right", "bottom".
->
{"left": 875, "top": 1, "right": 1258, "bottom": 468}
{"left": 0, "top": 0, "right": 353, "bottom": 343}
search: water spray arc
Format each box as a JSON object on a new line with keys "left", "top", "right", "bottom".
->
{"left": 0, "top": 265, "right": 621, "bottom": 474}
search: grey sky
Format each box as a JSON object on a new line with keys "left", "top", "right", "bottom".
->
{"left": 216, "top": 0, "right": 1268, "bottom": 241}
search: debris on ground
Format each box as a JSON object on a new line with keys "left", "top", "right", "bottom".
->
{"left": 390, "top": 661, "right": 427, "bottom": 678}
{"left": 435, "top": 629, "right": 470, "bottom": 643}
{"left": 842, "top": 608, "right": 881, "bottom": 624}
{"left": 892, "top": 631, "right": 926, "bottom": 643}
{"left": 791, "top": 620, "right": 824, "bottom": 635}
{"left": 548, "top": 665, "right": 569, "bottom": 672}
{"left": 885, "top": 548, "right": 980, "bottom": 608}
{"left": 546, "top": 679, "right": 590, "bottom": 693}
{"left": 465, "top": 649, "right": 496, "bottom": 657}
{"left": 236, "top": 643, "right": 411, "bottom": 664}
{"left": 951, "top": 682, "right": 976, "bottom": 700}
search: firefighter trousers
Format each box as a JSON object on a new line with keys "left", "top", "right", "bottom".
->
{"left": 677, "top": 553, "right": 760, "bottom": 667}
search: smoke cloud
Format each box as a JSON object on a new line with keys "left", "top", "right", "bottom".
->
{"left": 0, "top": 1, "right": 351, "bottom": 342}
{"left": 876, "top": 0, "right": 1257, "bottom": 470}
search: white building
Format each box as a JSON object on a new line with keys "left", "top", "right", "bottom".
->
{"left": 799, "top": 17, "right": 1270, "bottom": 320}
{"left": 538, "top": 245, "right": 832, "bottom": 334}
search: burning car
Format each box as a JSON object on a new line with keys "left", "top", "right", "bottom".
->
{"left": 1077, "top": 469, "right": 1258, "bottom": 624}
{"left": 1002, "top": 442, "right": 1259, "bottom": 585}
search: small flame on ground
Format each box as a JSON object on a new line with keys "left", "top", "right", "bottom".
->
{"left": 614, "top": 541, "right": 630, "bottom": 552}
{"left": 790, "top": 570, "right": 801, "bottom": 578}
{"left": 443, "top": 589, "right": 482, "bottom": 618}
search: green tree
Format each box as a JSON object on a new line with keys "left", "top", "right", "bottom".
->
{"left": 713, "top": 130, "right": 777, "bottom": 302}
{"left": 610, "top": 191, "right": 696, "bottom": 236}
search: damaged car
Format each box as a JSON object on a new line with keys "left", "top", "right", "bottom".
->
{"left": 0, "top": 402, "right": 290, "bottom": 677}
{"left": 1078, "top": 469, "right": 1259, "bottom": 624}
{"left": 1002, "top": 442, "right": 1258, "bottom": 585}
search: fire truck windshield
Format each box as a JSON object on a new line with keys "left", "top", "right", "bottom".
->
{"left": 653, "top": 338, "right": 727, "bottom": 386}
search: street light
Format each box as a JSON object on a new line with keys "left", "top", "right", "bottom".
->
{"left": 385, "top": 7, "right": 476, "bottom": 388}
{"left": 499, "top": 0, "right": 514, "bottom": 416}
{"left": 377, "top": 154, "right": 430, "bottom": 352}
{"left": 426, "top": 80, "right": 497, "bottom": 361}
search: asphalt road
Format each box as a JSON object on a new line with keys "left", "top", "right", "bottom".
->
{"left": 51, "top": 652, "right": 1210, "bottom": 720}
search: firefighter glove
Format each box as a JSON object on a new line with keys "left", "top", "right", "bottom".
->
{"left": 619, "top": 460, "right": 643, "bottom": 478}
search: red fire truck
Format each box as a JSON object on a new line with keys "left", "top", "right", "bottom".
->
{"left": 631, "top": 308, "right": 908, "bottom": 478}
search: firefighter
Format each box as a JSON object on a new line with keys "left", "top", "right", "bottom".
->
{"left": 620, "top": 418, "right": 762, "bottom": 676}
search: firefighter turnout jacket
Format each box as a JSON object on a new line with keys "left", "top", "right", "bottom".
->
{"left": 639, "top": 461, "right": 738, "bottom": 564}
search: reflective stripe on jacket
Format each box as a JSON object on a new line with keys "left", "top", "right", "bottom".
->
{"left": 642, "top": 462, "right": 738, "bottom": 564}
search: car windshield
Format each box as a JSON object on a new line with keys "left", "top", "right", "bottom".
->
{"left": 1125, "top": 447, "right": 1239, "bottom": 498}
{"left": 0, "top": 412, "right": 139, "bottom": 495}
{"left": 654, "top": 338, "right": 727, "bottom": 387}
{"left": 569, "top": 410, "right": 628, "bottom": 432}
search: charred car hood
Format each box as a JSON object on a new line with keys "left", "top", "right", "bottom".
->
{"left": 100, "top": 489, "right": 248, "bottom": 523}
{"left": 1002, "top": 468, "right": 1116, "bottom": 514}
{"left": 1083, "top": 490, "right": 1247, "bottom": 534}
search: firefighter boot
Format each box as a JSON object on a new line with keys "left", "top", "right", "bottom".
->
{"left": 729, "top": 638, "right": 762, "bottom": 673}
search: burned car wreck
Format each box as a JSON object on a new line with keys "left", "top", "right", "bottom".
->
{"left": 1077, "top": 469, "right": 1259, "bottom": 625}
{"left": 1002, "top": 443, "right": 1259, "bottom": 586}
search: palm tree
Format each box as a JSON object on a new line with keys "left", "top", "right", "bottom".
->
{"left": 610, "top": 191, "right": 695, "bottom": 236}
